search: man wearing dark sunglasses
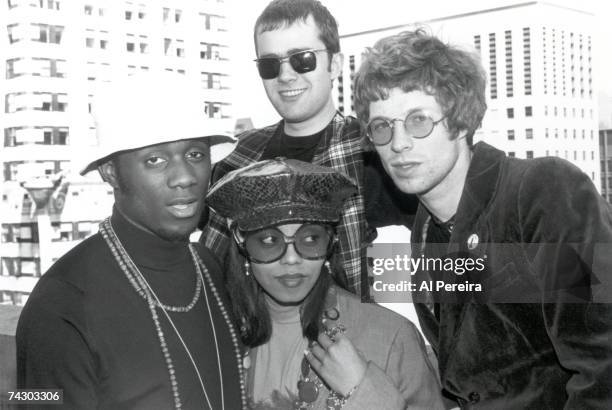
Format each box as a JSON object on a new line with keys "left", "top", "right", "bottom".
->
{"left": 354, "top": 28, "right": 612, "bottom": 409}
{"left": 201, "top": 0, "right": 376, "bottom": 300}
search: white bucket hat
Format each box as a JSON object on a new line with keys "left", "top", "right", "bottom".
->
{"left": 80, "top": 71, "right": 235, "bottom": 175}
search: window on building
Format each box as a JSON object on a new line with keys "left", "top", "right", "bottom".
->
{"left": 84, "top": 4, "right": 93, "bottom": 14}
{"left": 19, "top": 258, "right": 40, "bottom": 277}
{"left": 525, "top": 106, "right": 532, "bottom": 117}
{"left": 1, "top": 258, "right": 18, "bottom": 277}
{"left": 526, "top": 151, "right": 534, "bottom": 159}
{"left": 508, "top": 151, "right": 515, "bottom": 158}
{"left": 526, "top": 128, "right": 533, "bottom": 139}
{"left": 8, "top": 23, "right": 63, "bottom": 44}
{"left": 507, "top": 130, "right": 515, "bottom": 140}
{"left": 545, "top": 128, "right": 549, "bottom": 138}
{"left": 76, "top": 222, "right": 97, "bottom": 240}
{"left": 204, "top": 101, "right": 226, "bottom": 119}
{"left": 507, "top": 108, "right": 514, "bottom": 119}
{"left": 505, "top": 30, "right": 513, "bottom": 97}
{"left": 51, "top": 222, "right": 73, "bottom": 241}
{"left": 86, "top": 37, "right": 95, "bottom": 48}
{"left": 4, "top": 126, "right": 69, "bottom": 146}
{"left": 489, "top": 33, "right": 497, "bottom": 99}
{"left": 6, "top": 57, "right": 66, "bottom": 79}
{"left": 523, "top": 27, "right": 532, "bottom": 95}
{"left": 175, "top": 9, "right": 182, "bottom": 23}
{"left": 43, "top": 0, "right": 60, "bottom": 9}
{"left": 8, "top": 0, "right": 33, "bottom": 8}
{"left": 139, "top": 40, "right": 148, "bottom": 54}
{"left": 5, "top": 92, "right": 67, "bottom": 113}
{"left": 33, "top": 24, "right": 63, "bottom": 43}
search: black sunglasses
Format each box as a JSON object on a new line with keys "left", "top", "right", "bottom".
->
{"left": 254, "top": 49, "right": 327, "bottom": 80}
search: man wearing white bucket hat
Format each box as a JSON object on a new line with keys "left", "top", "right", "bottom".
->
{"left": 16, "top": 72, "right": 246, "bottom": 410}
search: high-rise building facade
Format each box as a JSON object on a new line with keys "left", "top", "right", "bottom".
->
{"left": 600, "top": 129, "right": 612, "bottom": 203}
{"left": 337, "top": 1, "right": 600, "bottom": 190}
{"left": 0, "top": 0, "right": 233, "bottom": 306}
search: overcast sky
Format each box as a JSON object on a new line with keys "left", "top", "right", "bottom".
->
{"left": 227, "top": 0, "right": 612, "bottom": 128}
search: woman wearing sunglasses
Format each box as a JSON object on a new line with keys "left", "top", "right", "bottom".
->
{"left": 206, "top": 158, "right": 444, "bottom": 410}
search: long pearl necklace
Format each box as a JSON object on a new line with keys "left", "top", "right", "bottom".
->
{"left": 99, "top": 218, "right": 247, "bottom": 409}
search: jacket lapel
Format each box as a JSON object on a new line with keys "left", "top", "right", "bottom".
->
{"left": 412, "top": 142, "right": 507, "bottom": 375}
{"left": 440, "top": 142, "right": 506, "bottom": 363}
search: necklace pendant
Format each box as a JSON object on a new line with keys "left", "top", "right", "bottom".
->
{"left": 242, "top": 353, "right": 251, "bottom": 369}
{"left": 297, "top": 380, "right": 319, "bottom": 403}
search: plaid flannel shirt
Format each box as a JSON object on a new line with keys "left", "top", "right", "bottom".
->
{"left": 201, "top": 112, "right": 369, "bottom": 299}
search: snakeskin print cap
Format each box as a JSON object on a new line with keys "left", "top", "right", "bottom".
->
{"left": 206, "top": 158, "right": 357, "bottom": 231}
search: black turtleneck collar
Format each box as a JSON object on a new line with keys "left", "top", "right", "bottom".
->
{"left": 109, "top": 207, "right": 192, "bottom": 271}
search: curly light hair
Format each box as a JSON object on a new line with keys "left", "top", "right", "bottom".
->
{"left": 354, "top": 28, "right": 487, "bottom": 146}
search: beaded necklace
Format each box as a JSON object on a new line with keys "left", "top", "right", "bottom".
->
{"left": 99, "top": 218, "right": 247, "bottom": 409}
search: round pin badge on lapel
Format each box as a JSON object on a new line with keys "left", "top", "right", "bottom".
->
{"left": 467, "top": 233, "right": 479, "bottom": 250}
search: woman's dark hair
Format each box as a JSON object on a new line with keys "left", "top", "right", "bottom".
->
{"left": 226, "top": 227, "right": 346, "bottom": 348}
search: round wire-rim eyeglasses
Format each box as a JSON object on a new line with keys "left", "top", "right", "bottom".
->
{"left": 366, "top": 113, "right": 446, "bottom": 146}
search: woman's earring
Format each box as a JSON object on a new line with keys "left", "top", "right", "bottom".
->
{"left": 324, "top": 260, "right": 331, "bottom": 274}
{"left": 244, "top": 259, "right": 251, "bottom": 276}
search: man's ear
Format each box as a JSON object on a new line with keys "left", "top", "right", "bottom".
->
{"left": 329, "top": 52, "right": 344, "bottom": 82}
{"left": 97, "top": 160, "right": 120, "bottom": 189}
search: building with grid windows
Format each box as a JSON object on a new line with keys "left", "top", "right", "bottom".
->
{"left": 0, "top": 0, "right": 233, "bottom": 306}
{"left": 336, "top": 1, "right": 600, "bottom": 190}
{"left": 600, "top": 129, "right": 612, "bottom": 203}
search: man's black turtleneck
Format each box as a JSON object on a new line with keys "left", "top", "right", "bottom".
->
{"left": 17, "top": 208, "right": 242, "bottom": 410}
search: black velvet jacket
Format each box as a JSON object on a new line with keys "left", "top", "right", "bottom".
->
{"left": 412, "top": 142, "right": 612, "bottom": 409}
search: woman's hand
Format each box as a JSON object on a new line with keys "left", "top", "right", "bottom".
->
{"left": 305, "top": 322, "right": 367, "bottom": 396}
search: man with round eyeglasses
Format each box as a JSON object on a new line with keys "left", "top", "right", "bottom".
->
{"left": 354, "top": 28, "right": 612, "bottom": 409}
{"left": 366, "top": 113, "right": 447, "bottom": 145}
{"left": 200, "top": 0, "right": 399, "bottom": 301}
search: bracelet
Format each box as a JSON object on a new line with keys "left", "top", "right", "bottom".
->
{"left": 339, "top": 384, "right": 359, "bottom": 406}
